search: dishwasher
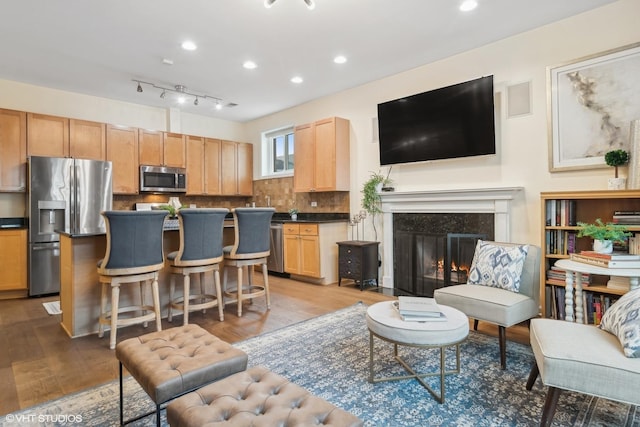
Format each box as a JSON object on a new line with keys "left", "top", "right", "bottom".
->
{"left": 267, "top": 222, "right": 286, "bottom": 274}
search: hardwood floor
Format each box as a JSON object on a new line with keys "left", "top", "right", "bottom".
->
{"left": 0, "top": 275, "right": 530, "bottom": 415}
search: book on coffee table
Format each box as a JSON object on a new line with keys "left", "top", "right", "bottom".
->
{"left": 397, "top": 296, "right": 441, "bottom": 317}
{"left": 392, "top": 301, "right": 447, "bottom": 322}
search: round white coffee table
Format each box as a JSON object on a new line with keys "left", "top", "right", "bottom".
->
{"left": 366, "top": 300, "right": 469, "bottom": 403}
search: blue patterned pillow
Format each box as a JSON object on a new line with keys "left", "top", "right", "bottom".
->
{"left": 468, "top": 241, "right": 529, "bottom": 292}
{"left": 599, "top": 288, "right": 640, "bottom": 358}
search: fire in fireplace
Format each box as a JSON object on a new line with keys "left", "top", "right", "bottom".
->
{"left": 394, "top": 232, "right": 485, "bottom": 297}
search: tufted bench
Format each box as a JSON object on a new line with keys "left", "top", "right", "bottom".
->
{"left": 116, "top": 324, "right": 248, "bottom": 427}
{"left": 166, "top": 365, "right": 364, "bottom": 427}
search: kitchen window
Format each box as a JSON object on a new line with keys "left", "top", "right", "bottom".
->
{"left": 262, "top": 126, "right": 294, "bottom": 177}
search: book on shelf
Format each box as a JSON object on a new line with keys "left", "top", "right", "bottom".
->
{"left": 545, "top": 199, "right": 577, "bottom": 227}
{"left": 579, "top": 251, "right": 640, "bottom": 261}
{"left": 570, "top": 253, "right": 640, "bottom": 268}
{"left": 548, "top": 264, "right": 591, "bottom": 282}
{"left": 607, "top": 276, "right": 631, "bottom": 291}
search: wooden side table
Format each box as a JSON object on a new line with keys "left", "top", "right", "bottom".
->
{"left": 337, "top": 240, "right": 379, "bottom": 290}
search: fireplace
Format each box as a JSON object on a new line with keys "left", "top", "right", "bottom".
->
{"left": 393, "top": 213, "right": 492, "bottom": 296}
{"left": 379, "top": 187, "right": 523, "bottom": 289}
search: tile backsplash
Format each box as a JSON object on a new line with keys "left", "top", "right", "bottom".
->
{"left": 113, "top": 176, "right": 349, "bottom": 214}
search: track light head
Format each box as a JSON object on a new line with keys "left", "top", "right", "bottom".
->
{"left": 264, "top": 0, "right": 276, "bottom": 8}
{"left": 136, "top": 82, "right": 143, "bottom": 93}
{"left": 215, "top": 101, "right": 222, "bottom": 110}
{"left": 303, "top": 0, "right": 315, "bottom": 10}
{"left": 160, "top": 90, "right": 166, "bottom": 99}
{"left": 194, "top": 97, "right": 199, "bottom": 106}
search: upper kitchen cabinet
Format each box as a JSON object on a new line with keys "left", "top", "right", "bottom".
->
{"left": 138, "top": 129, "right": 163, "bottom": 166}
{"left": 186, "top": 136, "right": 222, "bottom": 196}
{"left": 69, "top": 119, "right": 106, "bottom": 160}
{"left": 163, "top": 132, "right": 186, "bottom": 168}
{"left": 221, "top": 140, "right": 253, "bottom": 196}
{"left": 0, "top": 109, "right": 27, "bottom": 192}
{"left": 27, "top": 113, "right": 69, "bottom": 158}
{"left": 293, "top": 117, "right": 350, "bottom": 192}
{"left": 106, "top": 124, "right": 139, "bottom": 194}
{"left": 139, "top": 129, "right": 186, "bottom": 168}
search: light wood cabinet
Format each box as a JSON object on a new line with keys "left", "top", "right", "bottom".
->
{"left": 27, "top": 113, "right": 69, "bottom": 158}
{"left": 163, "top": 132, "right": 186, "bottom": 168}
{"left": 106, "top": 124, "right": 139, "bottom": 194}
{"left": 205, "top": 138, "right": 222, "bottom": 195}
{"left": 283, "top": 221, "right": 347, "bottom": 284}
{"left": 294, "top": 117, "right": 350, "bottom": 192}
{"left": 0, "top": 229, "right": 27, "bottom": 291}
{"left": 0, "top": 109, "right": 27, "bottom": 192}
{"left": 69, "top": 119, "right": 106, "bottom": 160}
{"left": 139, "top": 130, "right": 186, "bottom": 168}
{"left": 221, "top": 140, "right": 253, "bottom": 196}
{"left": 540, "top": 190, "right": 640, "bottom": 319}
{"left": 186, "top": 136, "right": 222, "bottom": 195}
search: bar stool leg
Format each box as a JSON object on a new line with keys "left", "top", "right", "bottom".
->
{"left": 182, "top": 274, "right": 190, "bottom": 325}
{"left": 110, "top": 284, "right": 120, "bottom": 350}
{"left": 237, "top": 266, "right": 243, "bottom": 317}
{"left": 168, "top": 274, "right": 176, "bottom": 322}
{"left": 151, "top": 274, "right": 162, "bottom": 332}
{"left": 262, "top": 263, "right": 271, "bottom": 309}
{"left": 214, "top": 268, "right": 224, "bottom": 321}
{"left": 98, "top": 282, "right": 108, "bottom": 338}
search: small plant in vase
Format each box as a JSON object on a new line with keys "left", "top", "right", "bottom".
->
{"left": 605, "top": 149, "right": 629, "bottom": 190}
{"left": 361, "top": 170, "right": 392, "bottom": 240}
{"left": 576, "top": 218, "right": 631, "bottom": 253}
{"left": 288, "top": 208, "right": 299, "bottom": 221}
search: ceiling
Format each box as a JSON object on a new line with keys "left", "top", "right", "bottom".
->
{"left": 0, "top": 0, "right": 616, "bottom": 123}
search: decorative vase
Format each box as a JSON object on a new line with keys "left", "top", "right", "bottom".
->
{"left": 291, "top": 213, "right": 298, "bottom": 221}
{"left": 607, "top": 177, "right": 627, "bottom": 190}
{"left": 593, "top": 239, "right": 613, "bottom": 254}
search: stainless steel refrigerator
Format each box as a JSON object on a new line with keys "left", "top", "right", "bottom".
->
{"left": 28, "top": 156, "right": 113, "bottom": 296}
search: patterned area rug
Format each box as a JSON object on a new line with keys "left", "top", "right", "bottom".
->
{"left": 2, "top": 302, "right": 638, "bottom": 426}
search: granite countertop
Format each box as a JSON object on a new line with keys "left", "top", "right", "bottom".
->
{"left": 271, "top": 213, "right": 349, "bottom": 224}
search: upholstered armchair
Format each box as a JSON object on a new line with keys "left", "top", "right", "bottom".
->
{"left": 434, "top": 240, "right": 541, "bottom": 369}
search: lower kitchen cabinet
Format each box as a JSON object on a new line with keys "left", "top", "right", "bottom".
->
{"left": 283, "top": 221, "right": 347, "bottom": 285}
{"left": 337, "top": 240, "right": 379, "bottom": 290}
{"left": 0, "top": 229, "right": 27, "bottom": 294}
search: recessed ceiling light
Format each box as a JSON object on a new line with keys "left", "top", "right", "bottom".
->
{"left": 333, "top": 55, "right": 347, "bottom": 64}
{"left": 181, "top": 41, "right": 197, "bottom": 51}
{"left": 291, "top": 76, "right": 303, "bottom": 84}
{"left": 459, "top": 0, "right": 478, "bottom": 12}
{"left": 243, "top": 60, "right": 257, "bottom": 70}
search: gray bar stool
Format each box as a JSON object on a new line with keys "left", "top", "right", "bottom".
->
{"left": 223, "top": 207, "right": 275, "bottom": 317}
{"left": 97, "top": 210, "right": 167, "bottom": 350}
{"left": 166, "top": 208, "right": 228, "bottom": 325}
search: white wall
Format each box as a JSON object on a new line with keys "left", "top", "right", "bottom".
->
{"left": 244, "top": 0, "right": 640, "bottom": 248}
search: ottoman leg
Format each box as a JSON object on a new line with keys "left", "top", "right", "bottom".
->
{"left": 526, "top": 361, "right": 539, "bottom": 390}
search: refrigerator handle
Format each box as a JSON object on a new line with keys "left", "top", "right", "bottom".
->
{"left": 70, "top": 163, "right": 78, "bottom": 233}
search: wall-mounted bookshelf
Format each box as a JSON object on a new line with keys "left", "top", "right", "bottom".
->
{"left": 540, "top": 190, "right": 640, "bottom": 319}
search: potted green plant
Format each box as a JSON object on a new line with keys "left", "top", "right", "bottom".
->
{"left": 605, "top": 149, "right": 629, "bottom": 190}
{"left": 361, "top": 170, "right": 392, "bottom": 240}
{"left": 576, "top": 218, "right": 632, "bottom": 253}
{"left": 288, "top": 208, "right": 299, "bottom": 221}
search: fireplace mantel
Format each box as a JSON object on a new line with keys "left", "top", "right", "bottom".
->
{"left": 379, "top": 187, "right": 523, "bottom": 287}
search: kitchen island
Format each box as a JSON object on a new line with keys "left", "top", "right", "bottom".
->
{"left": 58, "top": 224, "right": 235, "bottom": 338}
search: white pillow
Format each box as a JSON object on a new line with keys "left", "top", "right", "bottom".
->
{"left": 468, "top": 240, "right": 529, "bottom": 292}
{"left": 599, "top": 288, "right": 640, "bottom": 358}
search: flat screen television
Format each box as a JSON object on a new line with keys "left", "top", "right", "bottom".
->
{"left": 377, "top": 75, "right": 496, "bottom": 166}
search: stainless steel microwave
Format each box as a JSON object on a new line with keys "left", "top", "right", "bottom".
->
{"left": 139, "top": 165, "right": 187, "bottom": 193}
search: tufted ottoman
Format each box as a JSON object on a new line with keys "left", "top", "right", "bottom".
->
{"left": 166, "top": 365, "right": 364, "bottom": 427}
{"left": 116, "top": 324, "right": 248, "bottom": 427}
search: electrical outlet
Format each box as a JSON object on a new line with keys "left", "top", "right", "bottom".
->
{"left": 311, "top": 201, "right": 317, "bottom": 207}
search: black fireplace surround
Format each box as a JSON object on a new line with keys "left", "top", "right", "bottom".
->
{"left": 393, "top": 213, "right": 494, "bottom": 297}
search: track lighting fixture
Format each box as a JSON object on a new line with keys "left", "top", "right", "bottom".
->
{"left": 264, "top": 0, "right": 315, "bottom": 9}
{"left": 133, "top": 80, "right": 232, "bottom": 111}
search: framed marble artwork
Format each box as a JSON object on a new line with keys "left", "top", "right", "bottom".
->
{"left": 547, "top": 42, "right": 640, "bottom": 172}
